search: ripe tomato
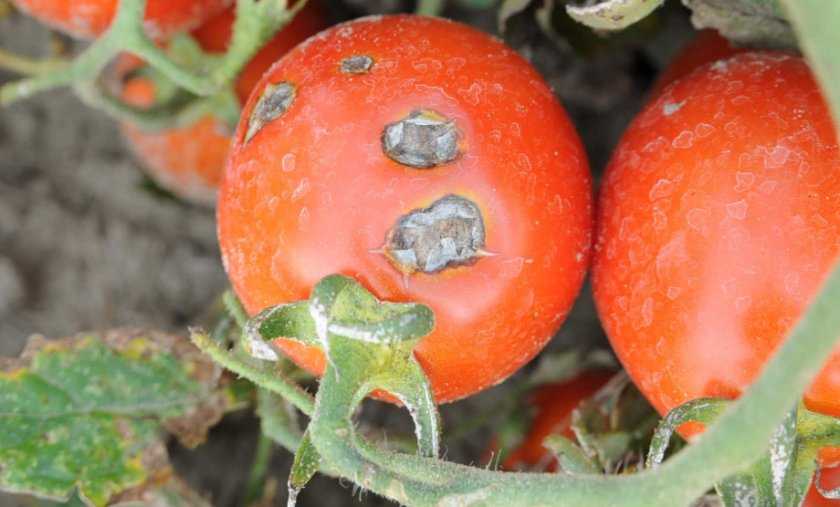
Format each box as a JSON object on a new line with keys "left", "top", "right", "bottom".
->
{"left": 500, "top": 371, "right": 612, "bottom": 472}
{"left": 806, "top": 462, "right": 840, "bottom": 506}
{"left": 120, "top": 3, "right": 327, "bottom": 205}
{"left": 593, "top": 51, "right": 840, "bottom": 434}
{"left": 218, "top": 15, "right": 593, "bottom": 403}
{"left": 10, "top": 0, "right": 231, "bottom": 39}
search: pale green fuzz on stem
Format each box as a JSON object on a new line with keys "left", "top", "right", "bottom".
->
{"left": 0, "top": 0, "right": 308, "bottom": 131}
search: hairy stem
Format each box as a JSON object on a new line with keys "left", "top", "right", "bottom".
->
{"left": 190, "top": 330, "right": 315, "bottom": 416}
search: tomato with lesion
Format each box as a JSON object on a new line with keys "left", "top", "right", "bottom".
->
{"left": 218, "top": 14, "right": 594, "bottom": 403}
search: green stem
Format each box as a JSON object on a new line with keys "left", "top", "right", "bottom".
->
{"left": 223, "top": 290, "right": 250, "bottom": 330}
{"left": 242, "top": 433, "right": 274, "bottom": 505}
{"left": 1, "top": 0, "right": 301, "bottom": 111}
{"left": 190, "top": 330, "right": 315, "bottom": 416}
{"left": 0, "top": 48, "right": 67, "bottom": 76}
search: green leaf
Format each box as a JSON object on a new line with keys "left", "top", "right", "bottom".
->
{"left": 566, "top": 0, "right": 665, "bottom": 30}
{"left": 684, "top": 0, "right": 797, "bottom": 48}
{"left": 287, "top": 432, "right": 320, "bottom": 507}
{"left": 0, "top": 331, "right": 225, "bottom": 506}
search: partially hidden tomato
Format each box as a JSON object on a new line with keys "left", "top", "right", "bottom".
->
{"left": 593, "top": 51, "right": 840, "bottom": 501}
{"left": 807, "top": 461, "right": 840, "bottom": 507}
{"left": 218, "top": 15, "right": 593, "bottom": 403}
{"left": 120, "top": 3, "right": 327, "bottom": 205}
{"left": 500, "top": 371, "right": 612, "bottom": 472}
{"left": 11, "top": 0, "right": 231, "bottom": 39}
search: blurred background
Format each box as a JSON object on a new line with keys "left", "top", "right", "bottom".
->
{"left": 0, "top": 0, "right": 696, "bottom": 504}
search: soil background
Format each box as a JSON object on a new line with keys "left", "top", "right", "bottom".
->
{"left": 0, "top": 1, "right": 693, "bottom": 505}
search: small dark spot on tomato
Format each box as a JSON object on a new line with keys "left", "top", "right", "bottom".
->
{"left": 384, "top": 194, "right": 485, "bottom": 274}
{"left": 245, "top": 82, "right": 296, "bottom": 143}
{"left": 340, "top": 55, "right": 374, "bottom": 74}
{"left": 382, "top": 110, "right": 460, "bottom": 169}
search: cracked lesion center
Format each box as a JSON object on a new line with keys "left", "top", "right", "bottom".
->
{"left": 340, "top": 55, "right": 374, "bottom": 74}
{"left": 384, "top": 195, "right": 485, "bottom": 274}
{"left": 381, "top": 109, "right": 460, "bottom": 169}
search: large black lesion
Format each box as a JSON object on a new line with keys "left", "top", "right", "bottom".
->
{"left": 381, "top": 110, "right": 460, "bottom": 169}
{"left": 244, "top": 82, "right": 296, "bottom": 143}
{"left": 384, "top": 195, "right": 485, "bottom": 274}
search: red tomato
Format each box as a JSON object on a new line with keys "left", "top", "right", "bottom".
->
{"left": 218, "top": 15, "right": 593, "bottom": 403}
{"left": 593, "top": 49, "right": 840, "bottom": 494}
{"left": 500, "top": 371, "right": 613, "bottom": 472}
{"left": 651, "top": 30, "right": 744, "bottom": 95}
{"left": 120, "top": 4, "right": 327, "bottom": 204}
{"left": 11, "top": 0, "right": 231, "bottom": 39}
{"left": 806, "top": 464, "right": 840, "bottom": 506}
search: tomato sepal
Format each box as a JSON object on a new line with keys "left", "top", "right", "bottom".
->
{"left": 287, "top": 430, "right": 320, "bottom": 507}
{"left": 244, "top": 274, "right": 441, "bottom": 458}
{"left": 570, "top": 372, "right": 659, "bottom": 472}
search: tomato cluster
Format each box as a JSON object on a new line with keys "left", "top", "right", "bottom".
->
{"left": 10, "top": 0, "right": 840, "bottom": 500}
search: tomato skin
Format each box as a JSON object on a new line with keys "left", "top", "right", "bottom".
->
{"left": 218, "top": 15, "right": 593, "bottom": 403}
{"left": 593, "top": 53, "right": 840, "bottom": 420}
{"left": 120, "top": 4, "right": 327, "bottom": 204}
{"left": 500, "top": 371, "right": 612, "bottom": 472}
{"left": 806, "top": 465, "right": 840, "bottom": 506}
{"left": 11, "top": 0, "right": 231, "bottom": 39}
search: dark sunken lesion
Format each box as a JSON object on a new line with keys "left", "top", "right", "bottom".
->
{"left": 384, "top": 194, "right": 485, "bottom": 274}
{"left": 381, "top": 110, "right": 460, "bottom": 169}
{"left": 244, "top": 82, "right": 296, "bottom": 143}
{"left": 340, "top": 55, "right": 374, "bottom": 74}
